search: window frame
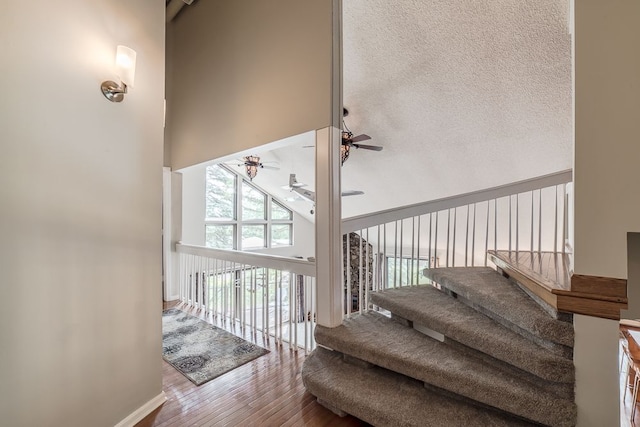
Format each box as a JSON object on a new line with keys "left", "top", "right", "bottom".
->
{"left": 204, "top": 164, "right": 294, "bottom": 250}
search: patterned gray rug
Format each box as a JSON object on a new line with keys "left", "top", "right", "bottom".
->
{"left": 162, "top": 308, "right": 269, "bottom": 385}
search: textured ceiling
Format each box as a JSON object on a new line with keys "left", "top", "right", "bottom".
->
{"left": 210, "top": 0, "right": 573, "bottom": 221}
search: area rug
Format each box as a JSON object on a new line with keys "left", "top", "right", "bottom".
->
{"left": 162, "top": 308, "right": 269, "bottom": 385}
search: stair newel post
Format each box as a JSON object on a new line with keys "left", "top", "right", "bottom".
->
{"left": 315, "top": 126, "right": 344, "bottom": 328}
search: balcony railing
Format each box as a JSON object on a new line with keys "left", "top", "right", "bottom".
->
{"left": 341, "top": 169, "right": 572, "bottom": 317}
{"left": 176, "top": 243, "right": 317, "bottom": 352}
{"left": 176, "top": 169, "right": 572, "bottom": 332}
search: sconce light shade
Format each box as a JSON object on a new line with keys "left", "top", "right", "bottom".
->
{"left": 101, "top": 45, "right": 137, "bottom": 103}
{"left": 115, "top": 45, "right": 136, "bottom": 87}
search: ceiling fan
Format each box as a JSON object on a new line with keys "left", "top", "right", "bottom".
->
{"left": 234, "top": 155, "right": 279, "bottom": 180}
{"left": 341, "top": 108, "right": 383, "bottom": 165}
{"left": 284, "top": 174, "right": 364, "bottom": 214}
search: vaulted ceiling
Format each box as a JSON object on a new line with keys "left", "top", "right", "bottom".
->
{"left": 209, "top": 0, "right": 573, "bottom": 222}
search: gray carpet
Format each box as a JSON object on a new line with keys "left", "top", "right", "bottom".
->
{"left": 314, "top": 312, "right": 576, "bottom": 426}
{"left": 303, "top": 347, "right": 539, "bottom": 427}
{"left": 422, "top": 267, "right": 575, "bottom": 348}
{"left": 162, "top": 308, "right": 269, "bottom": 385}
{"left": 371, "top": 285, "right": 575, "bottom": 370}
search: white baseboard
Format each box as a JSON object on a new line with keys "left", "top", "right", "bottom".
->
{"left": 115, "top": 391, "right": 167, "bottom": 427}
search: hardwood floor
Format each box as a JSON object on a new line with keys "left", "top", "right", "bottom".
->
{"left": 137, "top": 302, "right": 368, "bottom": 427}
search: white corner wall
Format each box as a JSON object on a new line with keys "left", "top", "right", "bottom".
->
{"left": 573, "top": 1, "right": 640, "bottom": 425}
{"left": 574, "top": 0, "right": 640, "bottom": 281}
{"left": 0, "top": 1, "right": 165, "bottom": 426}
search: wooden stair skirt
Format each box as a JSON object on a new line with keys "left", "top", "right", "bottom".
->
{"left": 488, "top": 250, "right": 627, "bottom": 320}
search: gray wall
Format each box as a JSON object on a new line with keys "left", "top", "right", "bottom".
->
{"left": 573, "top": 1, "right": 640, "bottom": 425}
{"left": 0, "top": 1, "right": 165, "bottom": 426}
{"left": 165, "top": 0, "right": 335, "bottom": 169}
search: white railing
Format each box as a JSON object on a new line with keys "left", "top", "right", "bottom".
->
{"left": 176, "top": 243, "right": 317, "bottom": 352}
{"left": 176, "top": 170, "right": 572, "bottom": 330}
{"left": 340, "top": 169, "right": 573, "bottom": 318}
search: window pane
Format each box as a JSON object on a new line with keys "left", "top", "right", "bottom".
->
{"left": 205, "top": 225, "right": 234, "bottom": 249}
{"left": 386, "top": 257, "right": 430, "bottom": 287}
{"left": 271, "top": 224, "right": 292, "bottom": 246}
{"left": 242, "top": 225, "right": 265, "bottom": 249}
{"left": 271, "top": 201, "right": 292, "bottom": 220}
{"left": 206, "top": 166, "right": 236, "bottom": 220}
{"left": 242, "top": 182, "right": 266, "bottom": 220}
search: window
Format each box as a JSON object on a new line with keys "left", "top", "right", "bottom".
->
{"left": 205, "top": 165, "right": 294, "bottom": 250}
{"left": 242, "top": 182, "right": 266, "bottom": 220}
{"left": 205, "top": 224, "right": 234, "bottom": 249}
{"left": 206, "top": 166, "right": 236, "bottom": 220}
{"left": 386, "top": 257, "right": 431, "bottom": 287}
{"left": 270, "top": 201, "right": 292, "bottom": 247}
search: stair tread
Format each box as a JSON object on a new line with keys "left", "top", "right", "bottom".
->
{"left": 315, "top": 312, "right": 576, "bottom": 427}
{"left": 303, "top": 346, "right": 540, "bottom": 427}
{"left": 422, "top": 267, "right": 574, "bottom": 347}
{"left": 371, "top": 284, "right": 574, "bottom": 380}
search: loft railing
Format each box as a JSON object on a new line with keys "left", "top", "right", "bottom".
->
{"left": 176, "top": 170, "right": 572, "bottom": 330}
{"left": 176, "top": 243, "right": 317, "bottom": 352}
{"left": 340, "top": 169, "right": 573, "bottom": 318}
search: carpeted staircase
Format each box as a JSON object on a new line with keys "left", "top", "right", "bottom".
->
{"left": 302, "top": 266, "right": 577, "bottom": 427}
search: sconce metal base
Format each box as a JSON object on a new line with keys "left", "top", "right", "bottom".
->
{"left": 101, "top": 80, "right": 126, "bottom": 103}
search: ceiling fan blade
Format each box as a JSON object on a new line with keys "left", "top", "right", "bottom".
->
{"left": 260, "top": 165, "right": 280, "bottom": 170}
{"left": 353, "top": 143, "right": 383, "bottom": 151}
{"left": 302, "top": 145, "right": 315, "bottom": 148}
{"left": 341, "top": 190, "right": 365, "bottom": 197}
{"left": 349, "top": 134, "right": 371, "bottom": 143}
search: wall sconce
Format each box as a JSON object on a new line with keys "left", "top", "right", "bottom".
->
{"left": 101, "top": 45, "right": 136, "bottom": 103}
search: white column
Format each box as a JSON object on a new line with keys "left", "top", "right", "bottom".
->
{"left": 315, "top": 0, "right": 343, "bottom": 328}
{"left": 315, "top": 126, "right": 343, "bottom": 328}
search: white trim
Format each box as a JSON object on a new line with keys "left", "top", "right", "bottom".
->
{"left": 163, "top": 167, "right": 172, "bottom": 301}
{"left": 165, "top": 294, "right": 181, "bottom": 302}
{"left": 413, "top": 322, "right": 445, "bottom": 342}
{"left": 177, "top": 243, "right": 315, "bottom": 277}
{"left": 114, "top": 391, "right": 167, "bottom": 427}
{"left": 315, "top": 126, "right": 343, "bottom": 328}
{"left": 342, "top": 169, "right": 572, "bottom": 234}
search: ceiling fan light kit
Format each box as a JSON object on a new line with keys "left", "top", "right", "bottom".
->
{"left": 340, "top": 110, "right": 382, "bottom": 165}
{"left": 233, "top": 155, "right": 279, "bottom": 180}
{"left": 244, "top": 155, "right": 259, "bottom": 180}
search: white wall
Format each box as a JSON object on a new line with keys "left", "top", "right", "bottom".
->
{"left": 180, "top": 165, "right": 315, "bottom": 258}
{"left": 573, "top": 1, "right": 640, "bottom": 425}
{"left": 165, "top": 0, "right": 335, "bottom": 170}
{"left": 0, "top": 1, "right": 165, "bottom": 426}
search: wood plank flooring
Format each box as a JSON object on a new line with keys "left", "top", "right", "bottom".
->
{"left": 136, "top": 302, "right": 368, "bottom": 427}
